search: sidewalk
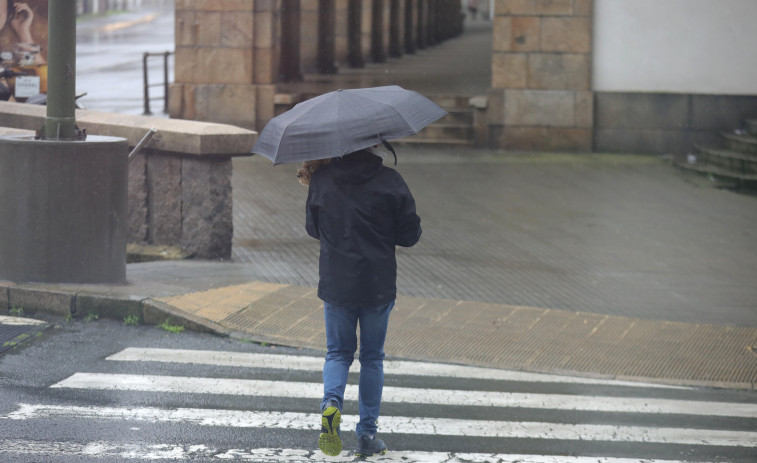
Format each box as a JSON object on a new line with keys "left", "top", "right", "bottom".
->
{"left": 2, "top": 148, "right": 757, "bottom": 390}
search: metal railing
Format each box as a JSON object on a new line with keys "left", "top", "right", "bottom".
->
{"left": 142, "top": 51, "right": 173, "bottom": 115}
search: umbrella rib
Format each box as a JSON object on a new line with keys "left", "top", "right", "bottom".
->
{"left": 347, "top": 88, "right": 444, "bottom": 137}
{"left": 351, "top": 91, "right": 413, "bottom": 126}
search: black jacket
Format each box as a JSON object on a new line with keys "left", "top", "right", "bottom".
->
{"left": 305, "top": 149, "right": 422, "bottom": 307}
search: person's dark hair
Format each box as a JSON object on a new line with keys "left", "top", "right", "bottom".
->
{"left": 5, "top": 1, "right": 15, "bottom": 28}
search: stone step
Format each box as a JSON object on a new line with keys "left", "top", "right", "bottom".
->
{"left": 424, "top": 96, "right": 476, "bottom": 144}
{"left": 693, "top": 145, "right": 757, "bottom": 175}
{"left": 394, "top": 136, "right": 474, "bottom": 146}
{"left": 126, "top": 244, "right": 191, "bottom": 263}
{"left": 721, "top": 131, "right": 757, "bottom": 154}
{"left": 675, "top": 157, "right": 757, "bottom": 182}
{"left": 417, "top": 123, "right": 474, "bottom": 140}
{"left": 747, "top": 119, "right": 757, "bottom": 137}
{"left": 439, "top": 109, "right": 474, "bottom": 125}
{"left": 427, "top": 94, "right": 473, "bottom": 109}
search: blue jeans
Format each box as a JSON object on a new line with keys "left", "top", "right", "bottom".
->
{"left": 321, "top": 300, "right": 394, "bottom": 438}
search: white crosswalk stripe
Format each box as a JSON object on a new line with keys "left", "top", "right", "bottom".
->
{"left": 8, "top": 403, "right": 757, "bottom": 447}
{"left": 51, "top": 372, "right": 757, "bottom": 418}
{"left": 0, "top": 440, "right": 707, "bottom": 463}
{"left": 2, "top": 347, "right": 756, "bottom": 462}
{"left": 106, "top": 347, "right": 691, "bottom": 389}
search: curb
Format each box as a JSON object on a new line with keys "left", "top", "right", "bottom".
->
{"left": 2, "top": 281, "right": 755, "bottom": 391}
{"left": 1, "top": 282, "right": 221, "bottom": 335}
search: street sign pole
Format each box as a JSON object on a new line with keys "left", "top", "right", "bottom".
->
{"left": 43, "top": 0, "right": 79, "bottom": 140}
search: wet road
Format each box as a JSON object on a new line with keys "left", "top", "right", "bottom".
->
{"left": 2, "top": 315, "right": 756, "bottom": 462}
{"left": 75, "top": 2, "right": 174, "bottom": 115}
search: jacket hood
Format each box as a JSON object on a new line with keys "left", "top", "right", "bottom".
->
{"left": 330, "top": 149, "right": 383, "bottom": 184}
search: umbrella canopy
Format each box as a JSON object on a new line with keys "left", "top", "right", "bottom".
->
{"left": 251, "top": 85, "right": 447, "bottom": 165}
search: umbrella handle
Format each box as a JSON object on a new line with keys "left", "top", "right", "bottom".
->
{"left": 381, "top": 139, "right": 398, "bottom": 166}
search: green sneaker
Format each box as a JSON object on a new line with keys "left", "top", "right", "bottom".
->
{"left": 318, "top": 404, "right": 342, "bottom": 456}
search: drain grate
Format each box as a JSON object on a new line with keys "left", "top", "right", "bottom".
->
{"left": 0, "top": 320, "right": 47, "bottom": 354}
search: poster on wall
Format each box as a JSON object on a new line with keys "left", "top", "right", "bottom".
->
{"left": 0, "top": 0, "right": 47, "bottom": 101}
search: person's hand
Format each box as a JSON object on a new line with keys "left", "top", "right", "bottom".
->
{"left": 10, "top": 3, "right": 35, "bottom": 44}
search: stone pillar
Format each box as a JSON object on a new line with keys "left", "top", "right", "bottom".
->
{"left": 381, "top": 0, "right": 391, "bottom": 59}
{"left": 361, "top": 0, "right": 373, "bottom": 61}
{"left": 279, "top": 0, "right": 302, "bottom": 82}
{"left": 426, "top": 0, "right": 437, "bottom": 46}
{"left": 488, "top": 0, "right": 593, "bottom": 151}
{"left": 300, "top": 0, "right": 319, "bottom": 74}
{"left": 416, "top": 0, "right": 428, "bottom": 50}
{"left": 436, "top": 0, "right": 464, "bottom": 40}
{"left": 389, "top": 0, "right": 404, "bottom": 58}
{"left": 317, "top": 0, "right": 338, "bottom": 73}
{"left": 404, "top": 0, "right": 416, "bottom": 54}
{"left": 334, "top": 0, "right": 349, "bottom": 67}
{"left": 348, "top": 0, "right": 365, "bottom": 67}
{"left": 170, "top": 1, "right": 278, "bottom": 132}
{"left": 371, "top": 0, "right": 387, "bottom": 62}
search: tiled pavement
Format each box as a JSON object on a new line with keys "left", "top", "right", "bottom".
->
{"left": 226, "top": 148, "right": 757, "bottom": 388}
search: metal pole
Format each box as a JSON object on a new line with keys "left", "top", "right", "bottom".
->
{"left": 143, "top": 52, "right": 151, "bottom": 115}
{"left": 163, "top": 52, "right": 169, "bottom": 113}
{"left": 44, "top": 0, "right": 78, "bottom": 140}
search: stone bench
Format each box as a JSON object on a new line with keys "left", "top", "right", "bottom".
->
{"left": 0, "top": 102, "right": 256, "bottom": 260}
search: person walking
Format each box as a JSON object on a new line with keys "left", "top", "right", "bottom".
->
{"left": 253, "top": 87, "right": 441, "bottom": 456}
{"left": 305, "top": 146, "right": 422, "bottom": 457}
{"left": 467, "top": 0, "right": 479, "bottom": 20}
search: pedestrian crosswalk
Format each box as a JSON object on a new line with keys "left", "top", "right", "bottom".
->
{"left": 46, "top": 371, "right": 757, "bottom": 418}
{"left": 2, "top": 347, "right": 756, "bottom": 462}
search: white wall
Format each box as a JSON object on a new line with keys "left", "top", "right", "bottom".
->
{"left": 593, "top": 0, "right": 757, "bottom": 95}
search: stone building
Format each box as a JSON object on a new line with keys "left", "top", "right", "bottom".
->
{"left": 169, "top": 0, "right": 463, "bottom": 132}
{"left": 169, "top": 0, "right": 757, "bottom": 155}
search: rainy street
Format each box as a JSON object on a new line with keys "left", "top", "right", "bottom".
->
{"left": 1, "top": 2, "right": 755, "bottom": 461}
{"left": 75, "top": 0, "right": 175, "bottom": 115}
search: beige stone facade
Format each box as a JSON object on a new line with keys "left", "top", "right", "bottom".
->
{"left": 169, "top": 1, "right": 599, "bottom": 152}
{"left": 488, "top": 0, "right": 593, "bottom": 151}
{"left": 169, "top": 0, "right": 464, "bottom": 132}
{"left": 170, "top": 0, "right": 279, "bottom": 131}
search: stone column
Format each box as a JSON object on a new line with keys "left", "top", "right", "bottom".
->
{"left": 416, "top": 0, "right": 428, "bottom": 50}
{"left": 488, "top": 0, "right": 593, "bottom": 151}
{"left": 280, "top": 0, "right": 302, "bottom": 82}
{"left": 381, "top": 0, "right": 391, "bottom": 59}
{"left": 389, "top": 0, "right": 404, "bottom": 58}
{"left": 426, "top": 0, "right": 437, "bottom": 46}
{"left": 404, "top": 0, "right": 416, "bottom": 54}
{"left": 348, "top": 0, "right": 365, "bottom": 67}
{"left": 170, "top": 1, "right": 278, "bottom": 132}
{"left": 317, "top": 0, "right": 338, "bottom": 73}
{"left": 371, "top": 0, "right": 387, "bottom": 62}
{"left": 361, "top": 0, "right": 373, "bottom": 61}
{"left": 300, "top": 0, "right": 319, "bottom": 74}
{"left": 334, "top": 0, "right": 349, "bottom": 67}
